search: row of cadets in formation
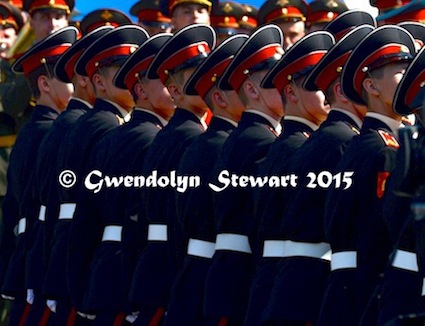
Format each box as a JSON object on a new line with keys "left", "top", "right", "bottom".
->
{"left": 3, "top": 0, "right": 425, "bottom": 326}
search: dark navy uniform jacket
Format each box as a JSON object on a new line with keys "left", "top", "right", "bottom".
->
{"left": 41, "top": 99, "right": 90, "bottom": 301}
{"left": 129, "top": 107, "right": 205, "bottom": 312}
{"left": 56, "top": 98, "right": 126, "bottom": 311}
{"left": 165, "top": 116, "right": 236, "bottom": 325}
{"left": 266, "top": 110, "right": 360, "bottom": 323}
{"left": 204, "top": 111, "right": 278, "bottom": 322}
{"left": 81, "top": 109, "right": 164, "bottom": 313}
{"left": 0, "top": 105, "right": 59, "bottom": 297}
{"left": 24, "top": 99, "right": 90, "bottom": 297}
{"left": 320, "top": 115, "right": 399, "bottom": 326}
{"left": 370, "top": 163, "right": 423, "bottom": 325}
{"left": 245, "top": 118, "right": 314, "bottom": 326}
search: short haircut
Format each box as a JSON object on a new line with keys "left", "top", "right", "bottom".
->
{"left": 27, "top": 62, "right": 55, "bottom": 99}
{"left": 361, "top": 66, "right": 385, "bottom": 106}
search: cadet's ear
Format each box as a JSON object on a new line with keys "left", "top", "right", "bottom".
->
{"left": 37, "top": 75, "right": 50, "bottom": 94}
{"left": 92, "top": 72, "right": 106, "bottom": 93}
{"left": 363, "top": 77, "right": 380, "bottom": 97}
{"left": 134, "top": 82, "right": 148, "bottom": 101}
{"left": 242, "top": 77, "right": 260, "bottom": 100}
{"left": 212, "top": 89, "right": 227, "bottom": 108}
{"left": 167, "top": 82, "right": 182, "bottom": 102}
{"left": 333, "top": 81, "right": 349, "bottom": 103}
{"left": 284, "top": 83, "right": 297, "bottom": 104}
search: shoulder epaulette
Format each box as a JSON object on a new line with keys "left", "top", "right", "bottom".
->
{"left": 377, "top": 129, "right": 399, "bottom": 149}
{"left": 115, "top": 114, "right": 125, "bottom": 126}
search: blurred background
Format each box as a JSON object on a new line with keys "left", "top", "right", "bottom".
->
{"left": 72, "top": 0, "right": 379, "bottom": 21}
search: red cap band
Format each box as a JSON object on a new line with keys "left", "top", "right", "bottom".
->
{"left": 229, "top": 43, "right": 282, "bottom": 91}
{"left": 196, "top": 57, "right": 232, "bottom": 97}
{"left": 138, "top": 9, "right": 171, "bottom": 23}
{"left": 157, "top": 41, "right": 211, "bottom": 84}
{"left": 274, "top": 50, "right": 326, "bottom": 92}
{"left": 316, "top": 51, "right": 350, "bottom": 91}
{"left": 21, "top": 43, "right": 71, "bottom": 76}
{"left": 124, "top": 55, "right": 155, "bottom": 90}
{"left": 86, "top": 44, "right": 138, "bottom": 78}
{"left": 354, "top": 43, "right": 411, "bottom": 96}
{"left": 265, "top": 6, "right": 305, "bottom": 23}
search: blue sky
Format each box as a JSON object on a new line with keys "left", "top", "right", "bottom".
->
{"left": 73, "top": 0, "right": 320, "bottom": 21}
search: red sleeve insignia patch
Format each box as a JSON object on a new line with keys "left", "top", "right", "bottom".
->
{"left": 377, "top": 171, "right": 390, "bottom": 198}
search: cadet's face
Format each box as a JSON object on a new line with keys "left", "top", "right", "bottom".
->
{"left": 0, "top": 27, "right": 17, "bottom": 58}
{"left": 223, "top": 90, "right": 245, "bottom": 122}
{"left": 182, "top": 68, "right": 208, "bottom": 111}
{"left": 256, "top": 71, "right": 284, "bottom": 119}
{"left": 50, "top": 78, "right": 73, "bottom": 111}
{"left": 31, "top": 10, "right": 68, "bottom": 41}
{"left": 144, "top": 78, "right": 175, "bottom": 119}
{"left": 172, "top": 4, "right": 210, "bottom": 32}
{"left": 298, "top": 86, "right": 330, "bottom": 124}
{"left": 103, "top": 66, "right": 135, "bottom": 110}
{"left": 275, "top": 20, "right": 305, "bottom": 49}
{"left": 373, "top": 62, "right": 409, "bottom": 108}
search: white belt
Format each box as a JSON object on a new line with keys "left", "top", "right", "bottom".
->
{"left": 147, "top": 224, "right": 168, "bottom": 241}
{"left": 187, "top": 238, "right": 215, "bottom": 259}
{"left": 392, "top": 249, "right": 419, "bottom": 272}
{"left": 263, "top": 240, "right": 285, "bottom": 257}
{"left": 77, "top": 312, "right": 96, "bottom": 320}
{"left": 282, "top": 240, "right": 331, "bottom": 261}
{"left": 38, "top": 205, "right": 46, "bottom": 222}
{"left": 331, "top": 251, "right": 357, "bottom": 271}
{"left": 18, "top": 218, "right": 26, "bottom": 235}
{"left": 215, "top": 233, "right": 252, "bottom": 254}
{"left": 26, "top": 289, "right": 34, "bottom": 305}
{"left": 58, "top": 203, "right": 76, "bottom": 220}
{"left": 102, "top": 225, "right": 122, "bottom": 242}
{"left": 47, "top": 299, "right": 57, "bottom": 313}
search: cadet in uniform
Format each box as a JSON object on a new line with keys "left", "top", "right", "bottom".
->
{"left": 247, "top": 21, "right": 362, "bottom": 324}
{"left": 203, "top": 24, "right": 284, "bottom": 325}
{"left": 11, "top": 0, "right": 74, "bottom": 129}
{"left": 323, "top": 25, "right": 416, "bottom": 326}
{"left": 210, "top": 1, "right": 244, "bottom": 45}
{"left": 366, "top": 40, "right": 425, "bottom": 326}
{"left": 264, "top": 31, "right": 354, "bottom": 325}
{"left": 164, "top": 33, "right": 247, "bottom": 325}
{"left": 161, "top": 0, "right": 213, "bottom": 32}
{"left": 128, "top": 24, "right": 214, "bottom": 326}
{"left": 29, "top": 26, "right": 112, "bottom": 326}
{"left": 284, "top": 25, "right": 372, "bottom": 326}
{"left": 306, "top": 0, "right": 348, "bottom": 33}
{"left": 79, "top": 32, "right": 176, "bottom": 325}
{"left": 257, "top": 0, "right": 308, "bottom": 49}
{"left": 130, "top": 0, "right": 172, "bottom": 35}
{"left": 237, "top": 3, "right": 258, "bottom": 34}
{"left": 78, "top": 8, "right": 132, "bottom": 36}
{"left": 54, "top": 25, "right": 146, "bottom": 322}
{"left": 0, "top": 26, "right": 76, "bottom": 325}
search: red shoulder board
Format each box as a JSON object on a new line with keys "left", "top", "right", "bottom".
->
{"left": 378, "top": 130, "right": 399, "bottom": 149}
